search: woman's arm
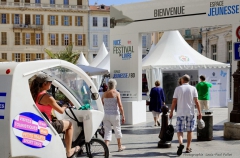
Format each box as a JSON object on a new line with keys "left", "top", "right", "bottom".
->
{"left": 45, "top": 95, "right": 67, "bottom": 114}
{"left": 117, "top": 92, "right": 125, "bottom": 123}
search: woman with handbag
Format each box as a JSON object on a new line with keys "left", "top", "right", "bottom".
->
{"left": 102, "top": 79, "right": 126, "bottom": 152}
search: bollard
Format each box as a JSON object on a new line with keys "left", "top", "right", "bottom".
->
{"left": 158, "top": 105, "right": 171, "bottom": 148}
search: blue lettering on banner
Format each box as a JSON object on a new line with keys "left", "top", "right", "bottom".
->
{"left": 208, "top": 5, "right": 239, "bottom": 16}
{"left": 0, "top": 92, "right": 7, "bottom": 120}
{"left": 113, "top": 40, "right": 121, "bottom": 46}
{"left": 113, "top": 73, "right": 128, "bottom": 78}
{"left": 220, "top": 70, "right": 227, "bottom": 77}
{"left": 122, "top": 53, "right": 132, "bottom": 60}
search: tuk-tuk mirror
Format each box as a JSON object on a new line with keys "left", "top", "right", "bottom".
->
{"left": 91, "top": 93, "right": 99, "bottom": 100}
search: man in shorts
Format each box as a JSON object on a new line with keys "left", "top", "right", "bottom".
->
{"left": 196, "top": 75, "right": 212, "bottom": 111}
{"left": 169, "top": 75, "right": 202, "bottom": 156}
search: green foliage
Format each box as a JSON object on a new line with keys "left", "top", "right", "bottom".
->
{"left": 44, "top": 44, "right": 80, "bottom": 64}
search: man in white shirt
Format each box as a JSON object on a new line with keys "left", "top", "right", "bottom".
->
{"left": 169, "top": 74, "right": 202, "bottom": 156}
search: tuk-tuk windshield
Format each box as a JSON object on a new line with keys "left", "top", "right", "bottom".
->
{"left": 45, "top": 66, "right": 92, "bottom": 107}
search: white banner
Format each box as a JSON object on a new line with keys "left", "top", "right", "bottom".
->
{"left": 110, "top": 34, "right": 141, "bottom": 101}
{"left": 198, "top": 69, "right": 229, "bottom": 107}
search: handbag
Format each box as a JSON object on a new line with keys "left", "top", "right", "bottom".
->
{"left": 163, "top": 119, "right": 174, "bottom": 141}
{"left": 98, "top": 123, "right": 105, "bottom": 139}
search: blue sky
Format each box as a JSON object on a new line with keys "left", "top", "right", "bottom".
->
{"left": 89, "top": 0, "right": 149, "bottom": 6}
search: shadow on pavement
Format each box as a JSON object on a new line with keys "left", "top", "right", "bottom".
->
{"left": 112, "top": 152, "right": 178, "bottom": 157}
{"left": 121, "top": 128, "right": 161, "bottom": 135}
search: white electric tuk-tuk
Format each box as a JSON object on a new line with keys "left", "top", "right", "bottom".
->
{"left": 0, "top": 60, "right": 108, "bottom": 158}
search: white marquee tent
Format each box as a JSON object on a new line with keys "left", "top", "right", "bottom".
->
{"left": 142, "top": 31, "right": 230, "bottom": 107}
{"left": 96, "top": 54, "right": 110, "bottom": 72}
{"left": 76, "top": 52, "right": 89, "bottom": 66}
{"left": 90, "top": 42, "right": 108, "bottom": 67}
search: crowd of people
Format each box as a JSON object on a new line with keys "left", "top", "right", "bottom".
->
{"left": 148, "top": 74, "right": 212, "bottom": 155}
{"left": 30, "top": 71, "right": 212, "bottom": 157}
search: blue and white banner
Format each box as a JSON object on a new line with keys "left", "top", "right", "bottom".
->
{"left": 198, "top": 69, "right": 229, "bottom": 107}
{"left": 0, "top": 92, "right": 6, "bottom": 120}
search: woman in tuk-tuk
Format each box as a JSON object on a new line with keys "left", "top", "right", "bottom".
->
{"left": 30, "top": 72, "right": 80, "bottom": 158}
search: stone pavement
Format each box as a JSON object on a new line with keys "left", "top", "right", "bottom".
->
{"left": 106, "top": 108, "right": 240, "bottom": 158}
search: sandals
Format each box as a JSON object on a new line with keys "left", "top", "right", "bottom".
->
{"left": 186, "top": 148, "right": 192, "bottom": 153}
{"left": 67, "top": 146, "right": 80, "bottom": 158}
{"left": 157, "top": 121, "right": 160, "bottom": 126}
{"left": 118, "top": 146, "right": 126, "bottom": 152}
{"left": 177, "top": 144, "right": 184, "bottom": 156}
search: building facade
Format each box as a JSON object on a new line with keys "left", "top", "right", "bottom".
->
{"left": 201, "top": 25, "right": 232, "bottom": 64}
{"left": 141, "top": 33, "right": 152, "bottom": 58}
{"left": 88, "top": 4, "right": 110, "bottom": 63}
{"left": 0, "top": 0, "right": 89, "bottom": 62}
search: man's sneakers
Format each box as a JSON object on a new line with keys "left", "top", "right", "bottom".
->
{"left": 177, "top": 144, "right": 184, "bottom": 156}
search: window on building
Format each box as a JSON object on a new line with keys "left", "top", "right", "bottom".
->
{"left": 36, "top": 33, "right": 41, "bottom": 45}
{"left": 36, "top": 15, "right": 41, "bottom": 25}
{"left": 76, "top": 16, "right": 82, "bottom": 26}
{"left": 25, "top": 0, "right": 30, "bottom": 3}
{"left": 93, "top": 54, "right": 97, "bottom": 58}
{"left": 26, "top": 53, "right": 31, "bottom": 61}
{"left": 142, "top": 36, "right": 147, "bottom": 48}
{"left": 36, "top": 53, "right": 41, "bottom": 60}
{"left": 25, "top": 14, "right": 30, "bottom": 25}
{"left": 1, "top": 32, "right": 7, "bottom": 45}
{"left": 35, "top": 0, "right": 41, "bottom": 3}
{"left": 50, "top": 0, "right": 55, "bottom": 4}
{"left": 50, "top": 16, "right": 55, "bottom": 25}
{"left": 64, "top": 34, "right": 69, "bottom": 45}
{"left": 227, "top": 41, "right": 232, "bottom": 63}
{"left": 93, "top": 34, "right": 98, "bottom": 47}
{"left": 198, "top": 43, "right": 202, "bottom": 53}
{"left": 75, "top": 34, "right": 85, "bottom": 46}
{"left": 1, "top": 53, "right": 7, "bottom": 60}
{"left": 15, "top": 33, "right": 20, "bottom": 45}
{"left": 93, "top": 17, "right": 98, "bottom": 27}
{"left": 25, "top": 33, "right": 30, "bottom": 45}
{"left": 1, "top": 0, "right": 7, "bottom": 4}
{"left": 51, "top": 34, "right": 56, "bottom": 45}
{"left": 185, "top": 29, "right": 191, "bottom": 38}
{"left": 64, "top": 16, "right": 69, "bottom": 26}
{"left": 14, "top": 14, "right": 20, "bottom": 24}
{"left": 63, "top": 0, "right": 69, "bottom": 5}
{"left": 103, "top": 35, "right": 108, "bottom": 47}
{"left": 77, "top": 0, "right": 82, "bottom": 5}
{"left": 15, "top": 53, "right": 20, "bottom": 62}
{"left": 1, "top": 14, "right": 6, "bottom": 24}
{"left": 211, "top": 44, "right": 217, "bottom": 61}
{"left": 103, "top": 17, "right": 108, "bottom": 27}
{"left": 77, "top": 34, "right": 83, "bottom": 46}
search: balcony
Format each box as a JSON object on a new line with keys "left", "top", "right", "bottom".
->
{"left": 13, "top": 24, "right": 43, "bottom": 30}
{"left": 0, "top": 2, "right": 89, "bottom": 11}
{"left": 194, "top": 34, "right": 202, "bottom": 40}
{"left": 184, "top": 35, "right": 195, "bottom": 40}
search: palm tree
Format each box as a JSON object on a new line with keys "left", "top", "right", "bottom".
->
{"left": 44, "top": 44, "right": 81, "bottom": 101}
{"left": 44, "top": 44, "right": 80, "bottom": 64}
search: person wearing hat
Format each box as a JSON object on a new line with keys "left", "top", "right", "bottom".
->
{"left": 169, "top": 74, "right": 202, "bottom": 156}
{"left": 30, "top": 72, "right": 80, "bottom": 158}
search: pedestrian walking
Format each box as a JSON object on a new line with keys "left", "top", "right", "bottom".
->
{"left": 169, "top": 74, "right": 202, "bottom": 156}
{"left": 102, "top": 79, "right": 126, "bottom": 152}
{"left": 196, "top": 75, "right": 212, "bottom": 111}
{"left": 149, "top": 80, "right": 165, "bottom": 126}
{"left": 175, "top": 78, "right": 182, "bottom": 112}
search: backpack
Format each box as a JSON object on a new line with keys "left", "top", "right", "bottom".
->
{"left": 163, "top": 119, "right": 174, "bottom": 141}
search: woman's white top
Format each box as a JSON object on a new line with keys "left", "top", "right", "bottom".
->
{"left": 103, "top": 97, "right": 120, "bottom": 115}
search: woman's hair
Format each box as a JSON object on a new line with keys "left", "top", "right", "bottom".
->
{"left": 30, "top": 78, "right": 44, "bottom": 101}
{"left": 108, "top": 79, "right": 117, "bottom": 90}
{"left": 155, "top": 80, "right": 160, "bottom": 86}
